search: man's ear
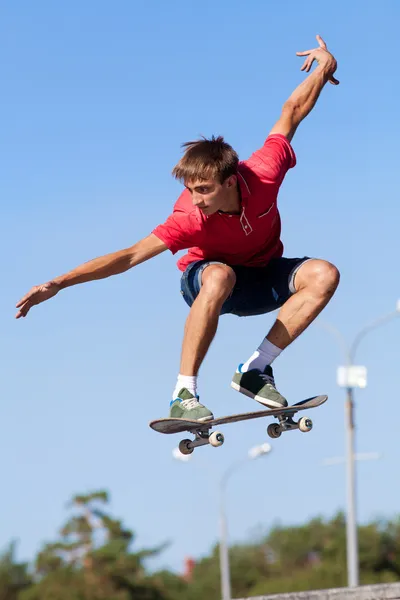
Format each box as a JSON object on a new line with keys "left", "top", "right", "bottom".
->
{"left": 225, "top": 174, "right": 237, "bottom": 188}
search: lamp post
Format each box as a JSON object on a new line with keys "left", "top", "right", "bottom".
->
{"left": 173, "top": 442, "right": 272, "bottom": 600}
{"left": 318, "top": 301, "right": 399, "bottom": 587}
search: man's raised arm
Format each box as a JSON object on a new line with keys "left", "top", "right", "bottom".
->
{"left": 270, "top": 35, "right": 339, "bottom": 142}
{"left": 15, "top": 233, "right": 168, "bottom": 319}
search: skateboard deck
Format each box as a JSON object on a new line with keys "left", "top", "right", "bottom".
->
{"left": 149, "top": 395, "right": 327, "bottom": 454}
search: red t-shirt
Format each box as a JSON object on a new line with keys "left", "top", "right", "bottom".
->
{"left": 152, "top": 134, "right": 296, "bottom": 272}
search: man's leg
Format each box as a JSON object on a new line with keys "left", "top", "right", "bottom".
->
{"left": 170, "top": 264, "right": 236, "bottom": 420}
{"left": 233, "top": 259, "right": 340, "bottom": 407}
{"left": 259, "top": 259, "right": 339, "bottom": 350}
{"left": 180, "top": 264, "right": 236, "bottom": 374}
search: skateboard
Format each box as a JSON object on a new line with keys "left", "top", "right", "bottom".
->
{"left": 149, "top": 395, "right": 327, "bottom": 455}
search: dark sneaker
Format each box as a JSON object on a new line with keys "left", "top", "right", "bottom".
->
{"left": 169, "top": 388, "right": 214, "bottom": 421}
{"left": 231, "top": 364, "right": 288, "bottom": 409}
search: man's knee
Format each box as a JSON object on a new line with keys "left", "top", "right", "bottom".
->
{"left": 295, "top": 259, "right": 340, "bottom": 297}
{"left": 201, "top": 264, "right": 236, "bottom": 299}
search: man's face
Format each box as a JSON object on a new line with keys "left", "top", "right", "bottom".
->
{"left": 184, "top": 176, "right": 233, "bottom": 216}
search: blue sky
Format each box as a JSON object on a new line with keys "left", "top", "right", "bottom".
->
{"left": 2, "top": 0, "right": 400, "bottom": 575}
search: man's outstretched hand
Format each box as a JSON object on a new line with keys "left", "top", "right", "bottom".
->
{"left": 296, "top": 35, "right": 339, "bottom": 85}
{"left": 15, "top": 281, "right": 61, "bottom": 319}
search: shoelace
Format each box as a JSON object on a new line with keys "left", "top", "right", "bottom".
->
{"left": 181, "top": 398, "right": 200, "bottom": 410}
{"left": 259, "top": 373, "right": 276, "bottom": 387}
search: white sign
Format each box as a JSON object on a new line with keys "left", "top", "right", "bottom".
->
{"left": 337, "top": 365, "right": 367, "bottom": 389}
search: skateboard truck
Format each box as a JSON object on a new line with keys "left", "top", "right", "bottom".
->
{"left": 178, "top": 426, "right": 225, "bottom": 455}
{"left": 267, "top": 413, "right": 313, "bottom": 439}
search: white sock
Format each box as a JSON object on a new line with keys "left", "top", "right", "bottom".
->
{"left": 241, "top": 339, "right": 282, "bottom": 373}
{"left": 172, "top": 374, "right": 198, "bottom": 400}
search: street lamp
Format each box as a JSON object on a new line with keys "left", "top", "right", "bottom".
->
{"left": 173, "top": 442, "right": 272, "bottom": 600}
{"left": 318, "top": 300, "right": 399, "bottom": 587}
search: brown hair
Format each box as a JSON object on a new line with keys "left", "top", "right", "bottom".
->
{"left": 172, "top": 136, "right": 239, "bottom": 183}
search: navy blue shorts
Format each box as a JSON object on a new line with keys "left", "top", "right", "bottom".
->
{"left": 180, "top": 257, "right": 312, "bottom": 317}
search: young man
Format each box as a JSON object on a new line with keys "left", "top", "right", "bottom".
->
{"left": 16, "top": 35, "right": 340, "bottom": 422}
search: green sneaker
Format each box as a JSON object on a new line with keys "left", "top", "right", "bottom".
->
{"left": 169, "top": 388, "right": 214, "bottom": 422}
{"left": 231, "top": 364, "right": 288, "bottom": 409}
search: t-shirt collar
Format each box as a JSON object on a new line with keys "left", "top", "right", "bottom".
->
{"left": 237, "top": 170, "right": 250, "bottom": 207}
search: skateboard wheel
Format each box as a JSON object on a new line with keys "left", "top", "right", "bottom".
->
{"left": 298, "top": 417, "right": 313, "bottom": 432}
{"left": 209, "top": 431, "right": 224, "bottom": 447}
{"left": 267, "top": 423, "right": 282, "bottom": 439}
{"left": 179, "top": 439, "right": 194, "bottom": 455}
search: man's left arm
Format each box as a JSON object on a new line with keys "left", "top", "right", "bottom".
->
{"left": 270, "top": 35, "right": 339, "bottom": 142}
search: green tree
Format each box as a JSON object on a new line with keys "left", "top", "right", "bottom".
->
{"left": 0, "top": 542, "right": 31, "bottom": 600}
{"left": 173, "top": 512, "right": 400, "bottom": 599}
{"left": 1, "top": 495, "right": 399, "bottom": 600}
{"left": 19, "top": 490, "right": 180, "bottom": 600}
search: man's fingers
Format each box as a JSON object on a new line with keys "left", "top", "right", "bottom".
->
{"left": 16, "top": 295, "right": 30, "bottom": 308}
{"left": 300, "top": 57, "right": 310, "bottom": 70}
{"left": 15, "top": 304, "right": 30, "bottom": 319}
{"left": 15, "top": 282, "right": 59, "bottom": 319}
{"left": 16, "top": 288, "right": 37, "bottom": 308}
{"left": 316, "top": 34, "right": 327, "bottom": 49}
{"left": 297, "top": 36, "right": 327, "bottom": 56}
{"left": 301, "top": 56, "right": 314, "bottom": 72}
{"left": 297, "top": 37, "right": 338, "bottom": 82}
{"left": 298, "top": 35, "right": 328, "bottom": 58}
{"left": 305, "top": 58, "right": 314, "bottom": 72}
